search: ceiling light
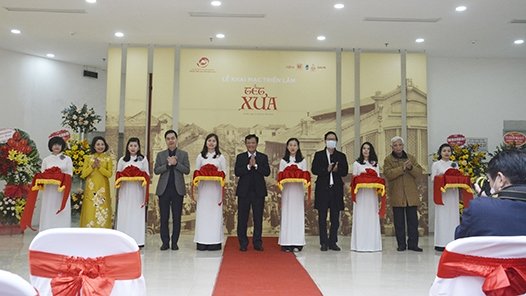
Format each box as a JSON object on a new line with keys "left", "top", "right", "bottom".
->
{"left": 514, "top": 39, "right": 525, "bottom": 45}
{"left": 211, "top": 1, "right": 222, "bottom": 6}
{"left": 415, "top": 38, "right": 425, "bottom": 43}
{"left": 86, "top": 0, "right": 96, "bottom": 3}
{"left": 114, "top": 32, "right": 124, "bottom": 38}
{"left": 317, "top": 35, "right": 326, "bottom": 41}
{"left": 46, "top": 53, "right": 55, "bottom": 58}
{"left": 10, "top": 29, "right": 21, "bottom": 34}
{"left": 334, "top": 3, "right": 345, "bottom": 9}
{"left": 216, "top": 33, "right": 225, "bottom": 39}
{"left": 455, "top": 6, "right": 467, "bottom": 12}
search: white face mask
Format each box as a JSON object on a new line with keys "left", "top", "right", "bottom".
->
{"left": 326, "top": 140, "right": 337, "bottom": 149}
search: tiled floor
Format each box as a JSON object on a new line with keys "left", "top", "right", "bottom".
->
{"left": 0, "top": 232, "right": 441, "bottom": 295}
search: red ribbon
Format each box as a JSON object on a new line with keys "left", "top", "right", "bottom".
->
{"left": 433, "top": 168, "right": 474, "bottom": 208}
{"left": 350, "top": 168, "right": 386, "bottom": 218}
{"left": 115, "top": 165, "right": 150, "bottom": 207}
{"left": 277, "top": 164, "right": 312, "bottom": 205}
{"left": 20, "top": 167, "right": 72, "bottom": 231}
{"left": 437, "top": 249, "right": 526, "bottom": 296}
{"left": 29, "top": 249, "right": 141, "bottom": 296}
{"left": 192, "top": 164, "right": 226, "bottom": 206}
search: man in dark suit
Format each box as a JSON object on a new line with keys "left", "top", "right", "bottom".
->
{"left": 311, "top": 131, "right": 349, "bottom": 251}
{"left": 154, "top": 130, "right": 190, "bottom": 251}
{"left": 234, "top": 134, "right": 270, "bottom": 251}
{"left": 455, "top": 150, "right": 526, "bottom": 238}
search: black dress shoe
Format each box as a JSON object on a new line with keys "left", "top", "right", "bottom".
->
{"left": 434, "top": 246, "right": 445, "bottom": 252}
{"left": 254, "top": 245, "right": 264, "bottom": 251}
{"left": 160, "top": 244, "right": 169, "bottom": 251}
{"left": 239, "top": 246, "right": 248, "bottom": 252}
{"left": 408, "top": 246, "right": 423, "bottom": 252}
{"left": 397, "top": 246, "right": 406, "bottom": 252}
{"left": 171, "top": 244, "right": 179, "bottom": 251}
{"left": 329, "top": 244, "right": 341, "bottom": 251}
{"left": 320, "top": 244, "right": 328, "bottom": 251}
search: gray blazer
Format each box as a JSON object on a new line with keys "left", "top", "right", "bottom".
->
{"left": 154, "top": 148, "right": 190, "bottom": 196}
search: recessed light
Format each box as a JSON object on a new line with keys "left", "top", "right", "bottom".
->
{"left": 415, "top": 38, "right": 425, "bottom": 43}
{"left": 211, "top": 1, "right": 222, "bottom": 6}
{"left": 10, "top": 29, "right": 21, "bottom": 34}
{"left": 317, "top": 35, "right": 326, "bottom": 41}
{"left": 455, "top": 6, "right": 467, "bottom": 12}
{"left": 46, "top": 53, "right": 55, "bottom": 58}
{"left": 86, "top": 0, "right": 96, "bottom": 3}
{"left": 514, "top": 39, "right": 525, "bottom": 45}
{"left": 334, "top": 3, "right": 345, "bottom": 9}
{"left": 216, "top": 33, "right": 225, "bottom": 39}
{"left": 114, "top": 32, "right": 124, "bottom": 38}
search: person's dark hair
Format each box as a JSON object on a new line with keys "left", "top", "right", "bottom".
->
{"left": 245, "top": 134, "right": 259, "bottom": 143}
{"left": 282, "top": 138, "right": 304, "bottom": 163}
{"left": 48, "top": 136, "right": 66, "bottom": 152}
{"left": 324, "top": 131, "right": 338, "bottom": 141}
{"left": 437, "top": 143, "right": 452, "bottom": 160}
{"left": 90, "top": 136, "right": 109, "bottom": 153}
{"left": 356, "top": 142, "right": 378, "bottom": 165}
{"left": 164, "top": 130, "right": 178, "bottom": 139}
{"left": 123, "top": 137, "right": 144, "bottom": 162}
{"left": 487, "top": 150, "right": 526, "bottom": 185}
{"left": 201, "top": 133, "right": 221, "bottom": 159}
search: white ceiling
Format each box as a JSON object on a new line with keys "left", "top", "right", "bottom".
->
{"left": 1, "top": 0, "right": 525, "bottom": 69}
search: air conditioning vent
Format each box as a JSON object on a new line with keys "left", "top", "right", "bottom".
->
{"left": 364, "top": 17, "right": 440, "bottom": 23}
{"left": 4, "top": 7, "right": 86, "bottom": 13}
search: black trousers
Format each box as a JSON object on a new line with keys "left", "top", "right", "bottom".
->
{"left": 159, "top": 185, "right": 183, "bottom": 246}
{"left": 393, "top": 206, "right": 419, "bottom": 248}
{"left": 237, "top": 191, "right": 264, "bottom": 248}
{"left": 317, "top": 188, "right": 340, "bottom": 246}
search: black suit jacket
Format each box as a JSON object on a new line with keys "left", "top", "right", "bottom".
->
{"left": 311, "top": 148, "right": 349, "bottom": 210}
{"left": 235, "top": 151, "right": 271, "bottom": 198}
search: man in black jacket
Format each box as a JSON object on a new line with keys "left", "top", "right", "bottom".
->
{"left": 311, "top": 131, "right": 349, "bottom": 251}
{"left": 235, "top": 134, "right": 271, "bottom": 251}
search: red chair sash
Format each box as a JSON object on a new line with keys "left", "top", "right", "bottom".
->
{"left": 20, "top": 167, "right": 72, "bottom": 231}
{"left": 115, "top": 165, "right": 150, "bottom": 207}
{"left": 277, "top": 164, "right": 312, "bottom": 205}
{"left": 192, "top": 164, "right": 226, "bottom": 206}
{"left": 437, "top": 249, "right": 526, "bottom": 296}
{"left": 29, "top": 249, "right": 141, "bottom": 296}
{"left": 350, "top": 168, "right": 386, "bottom": 218}
{"left": 433, "top": 168, "right": 474, "bottom": 207}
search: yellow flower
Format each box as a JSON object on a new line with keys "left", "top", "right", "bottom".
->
{"left": 450, "top": 155, "right": 456, "bottom": 161}
{"left": 7, "top": 149, "right": 29, "bottom": 165}
{"left": 72, "top": 145, "right": 78, "bottom": 151}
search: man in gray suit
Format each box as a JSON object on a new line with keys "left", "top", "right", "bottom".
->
{"left": 154, "top": 130, "right": 190, "bottom": 251}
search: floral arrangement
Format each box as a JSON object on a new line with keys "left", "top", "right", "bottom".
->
{"left": 0, "top": 129, "right": 40, "bottom": 224}
{"left": 449, "top": 144, "right": 487, "bottom": 182}
{"left": 63, "top": 139, "right": 91, "bottom": 176}
{"left": 489, "top": 142, "right": 525, "bottom": 157}
{"left": 61, "top": 103, "right": 101, "bottom": 134}
{"left": 70, "top": 190, "right": 83, "bottom": 215}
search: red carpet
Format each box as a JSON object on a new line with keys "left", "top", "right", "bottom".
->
{"left": 213, "top": 237, "right": 322, "bottom": 296}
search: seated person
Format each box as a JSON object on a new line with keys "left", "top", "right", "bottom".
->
{"left": 455, "top": 150, "right": 526, "bottom": 238}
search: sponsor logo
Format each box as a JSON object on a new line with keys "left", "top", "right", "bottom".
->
{"left": 197, "top": 57, "right": 209, "bottom": 68}
{"left": 447, "top": 134, "right": 466, "bottom": 146}
{"left": 503, "top": 131, "right": 526, "bottom": 147}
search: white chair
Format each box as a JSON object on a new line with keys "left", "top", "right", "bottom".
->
{"left": 28, "top": 228, "right": 146, "bottom": 296}
{"left": 0, "top": 269, "right": 38, "bottom": 296}
{"left": 429, "top": 236, "right": 526, "bottom": 296}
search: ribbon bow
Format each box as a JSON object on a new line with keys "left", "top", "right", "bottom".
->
{"left": 350, "top": 168, "right": 386, "bottom": 218}
{"left": 20, "top": 166, "right": 72, "bottom": 231}
{"left": 29, "top": 250, "right": 141, "bottom": 296}
{"left": 115, "top": 165, "right": 150, "bottom": 207}
{"left": 277, "top": 164, "right": 312, "bottom": 205}
{"left": 437, "top": 249, "right": 526, "bottom": 296}
{"left": 192, "top": 164, "right": 226, "bottom": 206}
{"left": 433, "top": 168, "right": 474, "bottom": 207}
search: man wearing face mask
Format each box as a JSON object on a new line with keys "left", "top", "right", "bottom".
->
{"left": 311, "top": 131, "right": 349, "bottom": 251}
{"left": 455, "top": 150, "right": 526, "bottom": 238}
{"left": 383, "top": 136, "right": 424, "bottom": 252}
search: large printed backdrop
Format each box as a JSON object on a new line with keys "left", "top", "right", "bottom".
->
{"left": 106, "top": 47, "right": 428, "bottom": 236}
